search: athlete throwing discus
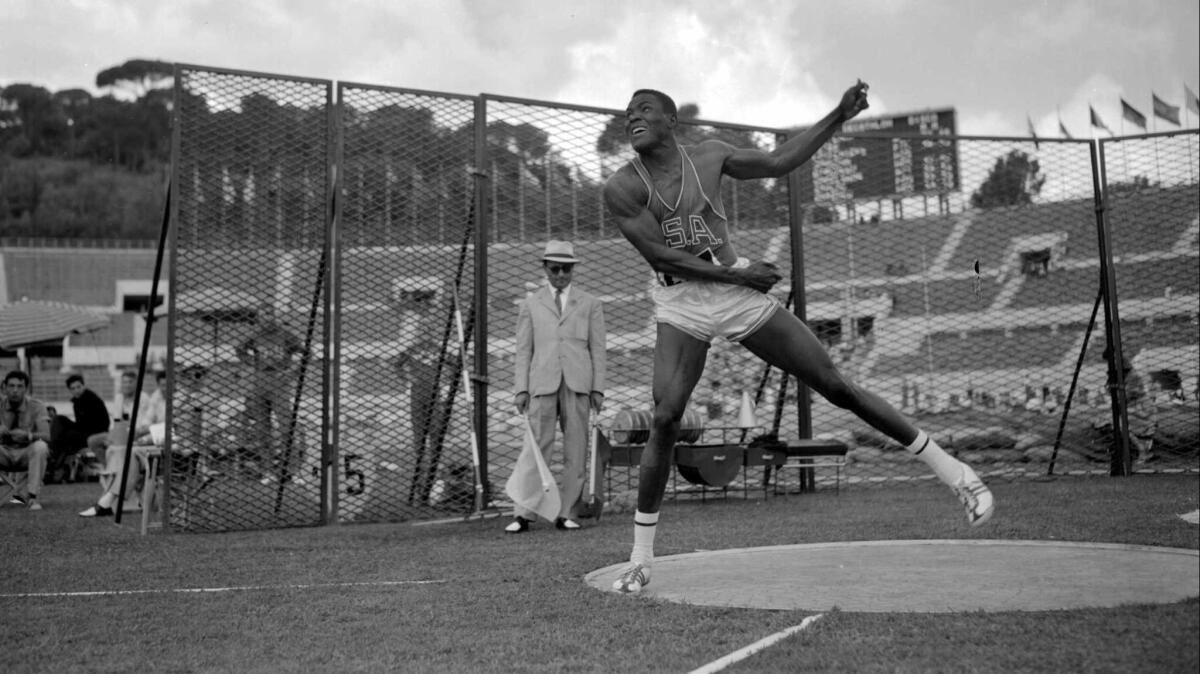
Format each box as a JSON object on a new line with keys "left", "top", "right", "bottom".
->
{"left": 602, "top": 81, "right": 994, "bottom": 594}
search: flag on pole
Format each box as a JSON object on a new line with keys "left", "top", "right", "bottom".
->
{"left": 505, "top": 418, "right": 562, "bottom": 521}
{"left": 1184, "top": 84, "right": 1199, "bottom": 114}
{"left": 1026, "top": 114, "right": 1040, "bottom": 149}
{"left": 1089, "top": 105, "right": 1112, "bottom": 133}
{"left": 1058, "top": 116, "right": 1073, "bottom": 139}
{"left": 1120, "top": 98, "right": 1147, "bottom": 130}
{"left": 1152, "top": 93, "right": 1181, "bottom": 125}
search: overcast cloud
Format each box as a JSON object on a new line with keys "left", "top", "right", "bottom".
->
{"left": 2, "top": 0, "right": 1198, "bottom": 136}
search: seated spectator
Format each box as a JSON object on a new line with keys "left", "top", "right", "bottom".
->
{"left": 132, "top": 370, "right": 167, "bottom": 444}
{"left": 79, "top": 370, "right": 167, "bottom": 519}
{"left": 49, "top": 374, "right": 111, "bottom": 482}
{"left": 114, "top": 371, "right": 153, "bottom": 426}
{"left": 78, "top": 422, "right": 144, "bottom": 517}
{"left": 0, "top": 370, "right": 51, "bottom": 510}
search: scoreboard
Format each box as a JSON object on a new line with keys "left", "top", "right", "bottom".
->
{"left": 793, "top": 108, "right": 960, "bottom": 204}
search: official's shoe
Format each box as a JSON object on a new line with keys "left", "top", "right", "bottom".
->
{"left": 78, "top": 505, "right": 113, "bottom": 518}
{"left": 612, "top": 563, "right": 650, "bottom": 594}
{"left": 9, "top": 494, "right": 27, "bottom": 506}
{"left": 504, "top": 516, "right": 530, "bottom": 533}
{"left": 27, "top": 499, "right": 42, "bottom": 511}
{"left": 953, "top": 463, "right": 994, "bottom": 527}
{"left": 555, "top": 517, "right": 581, "bottom": 531}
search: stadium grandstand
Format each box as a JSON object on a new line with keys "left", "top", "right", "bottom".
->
{"left": 4, "top": 176, "right": 1194, "bottom": 462}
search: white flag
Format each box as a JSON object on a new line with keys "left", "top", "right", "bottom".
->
{"left": 505, "top": 418, "right": 561, "bottom": 521}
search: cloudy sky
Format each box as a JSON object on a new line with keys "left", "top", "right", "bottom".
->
{"left": 3, "top": 0, "right": 1198, "bottom": 136}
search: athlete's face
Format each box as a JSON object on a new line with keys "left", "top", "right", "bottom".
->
{"left": 625, "top": 93, "right": 675, "bottom": 152}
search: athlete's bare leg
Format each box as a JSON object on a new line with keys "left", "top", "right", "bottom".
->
{"left": 613, "top": 323, "right": 710, "bottom": 593}
{"left": 637, "top": 323, "right": 710, "bottom": 514}
{"left": 615, "top": 309, "right": 994, "bottom": 595}
{"left": 739, "top": 308, "right": 994, "bottom": 529}
{"left": 740, "top": 308, "right": 918, "bottom": 444}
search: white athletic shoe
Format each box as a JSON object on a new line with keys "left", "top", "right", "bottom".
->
{"left": 612, "top": 563, "right": 650, "bottom": 594}
{"left": 953, "top": 463, "right": 994, "bottom": 527}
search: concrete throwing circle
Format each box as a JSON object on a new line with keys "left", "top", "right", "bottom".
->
{"left": 586, "top": 540, "right": 1200, "bottom": 613}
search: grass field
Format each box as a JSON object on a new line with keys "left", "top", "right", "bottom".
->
{"left": 2, "top": 473, "right": 1197, "bottom": 673}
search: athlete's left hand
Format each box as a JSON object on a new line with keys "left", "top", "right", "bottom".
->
{"left": 838, "top": 80, "right": 869, "bottom": 122}
{"left": 740, "top": 261, "right": 783, "bottom": 293}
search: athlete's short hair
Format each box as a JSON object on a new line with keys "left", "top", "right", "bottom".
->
{"left": 632, "top": 89, "right": 677, "bottom": 116}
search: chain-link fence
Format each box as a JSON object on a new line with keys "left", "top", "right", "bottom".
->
{"left": 333, "top": 83, "right": 478, "bottom": 523}
{"left": 167, "top": 66, "right": 331, "bottom": 531}
{"left": 1099, "top": 133, "right": 1200, "bottom": 471}
{"left": 165, "top": 64, "right": 1198, "bottom": 531}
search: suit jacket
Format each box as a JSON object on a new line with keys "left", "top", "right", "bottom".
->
{"left": 514, "top": 285, "right": 606, "bottom": 397}
{"left": 2, "top": 395, "right": 51, "bottom": 444}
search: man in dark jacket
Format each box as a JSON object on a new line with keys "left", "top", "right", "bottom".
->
{"left": 49, "top": 373, "right": 111, "bottom": 481}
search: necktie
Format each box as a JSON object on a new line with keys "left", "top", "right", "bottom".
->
{"left": 555, "top": 289, "right": 564, "bottom": 315}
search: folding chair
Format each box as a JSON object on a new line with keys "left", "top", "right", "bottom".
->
{"left": 133, "top": 446, "right": 164, "bottom": 535}
{"left": 1, "top": 470, "right": 27, "bottom": 504}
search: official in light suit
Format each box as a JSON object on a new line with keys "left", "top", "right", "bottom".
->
{"left": 508, "top": 240, "right": 607, "bottom": 532}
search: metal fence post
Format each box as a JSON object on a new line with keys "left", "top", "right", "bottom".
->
{"left": 1092, "top": 139, "right": 1133, "bottom": 476}
{"left": 473, "top": 95, "right": 492, "bottom": 507}
{"left": 325, "top": 86, "right": 344, "bottom": 524}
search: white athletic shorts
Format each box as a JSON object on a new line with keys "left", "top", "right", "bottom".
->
{"left": 650, "top": 259, "right": 780, "bottom": 343}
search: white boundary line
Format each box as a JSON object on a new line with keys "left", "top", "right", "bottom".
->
{"left": 686, "top": 613, "right": 825, "bottom": 674}
{"left": 0, "top": 579, "right": 446, "bottom": 599}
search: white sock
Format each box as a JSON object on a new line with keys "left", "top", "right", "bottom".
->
{"left": 631, "top": 510, "right": 658, "bottom": 567}
{"left": 98, "top": 493, "right": 115, "bottom": 508}
{"left": 906, "top": 430, "right": 963, "bottom": 486}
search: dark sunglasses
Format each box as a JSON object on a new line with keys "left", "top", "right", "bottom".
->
{"left": 545, "top": 264, "right": 575, "bottom": 274}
